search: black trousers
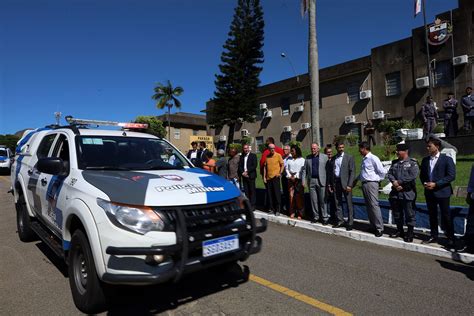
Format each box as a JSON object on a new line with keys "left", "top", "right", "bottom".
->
{"left": 281, "top": 176, "right": 289, "bottom": 213}
{"left": 425, "top": 193, "right": 454, "bottom": 240}
{"left": 390, "top": 198, "right": 416, "bottom": 228}
{"left": 242, "top": 177, "right": 256, "bottom": 208}
{"left": 266, "top": 177, "right": 281, "bottom": 213}
{"left": 444, "top": 117, "right": 458, "bottom": 137}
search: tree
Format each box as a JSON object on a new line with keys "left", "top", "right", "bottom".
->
{"left": 308, "top": 0, "right": 321, "bottom": 144}
{"left": 209, "top": 0, "right": 264, "bottom": 146}
{"left": 133, "top": 116, "right": 167, "bottom": 138}
{"left": 151, "top": 80, "right": 183, "bottom": 140}
{"left": 0, "top": 134, "right": 20, "bottom": 151}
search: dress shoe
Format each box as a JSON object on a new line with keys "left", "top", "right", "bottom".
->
{"left": 310, "top": 219, "right": 317, "bottom": 224}
{"left": 446, "top": 239, "right": 456, "bottom": 250}
{"left": 322, "top": 220, "right": 329, "bottom": 226}
{"left": 403, "top": 236, "right": 413, "bottom": 243}
{"left": 275, "top": 212, "right": 280, "bottom": 216}
{"left": 374, "top": 231, "right": 383, "bottom": 237}
{"left": 422, "top": 236, "right": 438, "bottom": 244}
{"left": 389, "top": 231, "right": 404, "bottom": 239}
{"left": 332, "top": 222, "right": 344, "bottom": 228}
{"left": 345, "top": 225, "right": 353, "bottom": 231}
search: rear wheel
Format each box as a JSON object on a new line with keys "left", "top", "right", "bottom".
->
{"left": 16, "top": 194, "right": 37, "bottom": 242}
{"left": 68, "top": 229, "right": 107, "bottom": 314}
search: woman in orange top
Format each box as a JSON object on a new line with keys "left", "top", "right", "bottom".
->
{"left": 202, "top": 151, "right": 216, "bottom": 173}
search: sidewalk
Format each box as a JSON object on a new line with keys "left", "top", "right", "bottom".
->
{"left": 254, "top": 210, "right": 474, "bottom": 264}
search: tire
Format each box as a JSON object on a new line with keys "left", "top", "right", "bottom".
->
{"left": 68, "top": 229, "right": 107, "bottom": 314}
{"left": 16, "top": 194, "right": 37, "bottom": 242}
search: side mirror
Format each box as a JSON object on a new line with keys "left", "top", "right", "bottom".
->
{"left": 37, "top": 157, "right": 65, "bottom": 175}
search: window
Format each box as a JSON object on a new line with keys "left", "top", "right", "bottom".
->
{"left": 255, "top": 136, "right": 264, "bottom": 152}
{"left": 281, "top": 97, "right": 290, "bottom": 116}
{"left": 36, "top": 134, "right": 57, "bottom": 159}
{"left": 281, "top": 131, "right": 291, "bottom": 145}
{"left": 433, "top": 60, "right": 453, "bottom": 87}
{"left": 192, "top": 129, "right": 199, "bottom": 136}
{"left": 347, "top": 83, "right": 359, "bottom": 103}
{"left": 174, "top": 128, "right": 181, "bottom": 140}
{"left": 385, "top": 72, "right": 401, "bottom": 96}
{"left": 52, "top": 134, "right": 70, "bottom": 173}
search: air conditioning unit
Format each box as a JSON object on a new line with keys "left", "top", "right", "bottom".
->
{"left": 416, "top": 76, "right": 429, "bottom": 89}
{"left": 264, "top": 110, "right": 273, "bottom": 118}
{"left": 372, "top": 111, "right": 385, "bottom": 120}
{"left": 259, "top": 103, "right": 267, "bottom": 110}
{"left": 301, "top": 123, "right": 311, "bottom": 129}
{"left": 453, "top": 55, "right": 468, "bottom": 66}
{"left": 344, "top": 115, "right": 356, "bottom": 124}
{"left": 295, "top": 105, "right": 304, "bottom": 112}
{"left": 241, "top": 129, "right": 249, "bottom": 137}
{"left": 359, "top": 90, "right": 372, "bottom": 100}
{"left": 237, "top": 117, "right": 244, "bottom": 123}
{"left": 219, "top": 135, "right": 227, "bottom": 141}
{"left": 283, "top": 126, "right": 292, "bottom": 132}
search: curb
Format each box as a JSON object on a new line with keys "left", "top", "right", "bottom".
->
{"left": 254, "top": 211, "right": 474, "bottom": 264}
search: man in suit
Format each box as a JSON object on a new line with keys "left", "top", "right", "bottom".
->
{"left": 420, "top": 138, "right": 456, "bottom": 248}
{"left": 328, "top": 142, "right": 356, "bottom": 230}
{"left": 238, "top": 144, "right": 257, "bottom": 209}
{"left": 461, "top": 87, "right": 474, "bottom": 132}
{"left": 197, "top": 141, "right": 209, "bottom": 162}
{"left": 186, "top": 141, "right": 199, "bottom": 160}
{"left": 302, "top": 143, "right": 329, "bottom": 224}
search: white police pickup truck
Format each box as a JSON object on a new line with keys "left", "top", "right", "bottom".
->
{"left": 11, "top": 118, "right": 266, "bottom": 314}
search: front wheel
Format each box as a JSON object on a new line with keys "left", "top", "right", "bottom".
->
{"left": 16, "top": 194, "right": 37, "bottom": 242}
{"left": 68, "top": 229, "right": 107, "bottom": 314}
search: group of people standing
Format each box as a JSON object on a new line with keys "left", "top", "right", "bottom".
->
{"left": 422, "top": 87, "right": 474, "bottom": 137}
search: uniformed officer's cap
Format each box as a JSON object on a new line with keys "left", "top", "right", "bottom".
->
{"left": 396, "top": 143, "right": 409, "bottom": 152}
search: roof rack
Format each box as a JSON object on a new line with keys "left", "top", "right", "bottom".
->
{"left": 65, "top": 116, "right": 148, "bottom": 130}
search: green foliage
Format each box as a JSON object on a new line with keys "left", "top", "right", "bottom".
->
{"left": 433, "top": 123, "right": 444, "bottom": 133}
{"left": 333, "top": 135, "right": 346, "bottom": 145}
{"left": 258, "top": 143, "right": 266, "bottom": 153}
{"left": 241, "top": 136, "right": 251, "bottom": 145}
{"left": 134, "top": 116, "right": 167, "bottom": 138}
{"left": 151, "top": 80, "right": 183, "bottom": 110}
{"left": 289, "top": 140, "right": 301, "bottom": 148}
{"left": 346, "top": 134, "right": 359, "bottom": 146}
{"left": 209, "top": 0, "right": 264, "bottom": 145}
{"left": 0, "top": 134, "right": 20, "bottom": 151}
{"left": 229, "top": 143, "right": 242, "bottom": 153}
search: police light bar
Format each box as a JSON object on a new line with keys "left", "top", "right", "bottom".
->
{"left": 65, "top": 116, "right": 148, "bottom": 129}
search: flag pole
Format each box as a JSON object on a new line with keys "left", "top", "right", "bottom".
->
{"left": 422, "top": 0, "right": 433, "bottom": 97}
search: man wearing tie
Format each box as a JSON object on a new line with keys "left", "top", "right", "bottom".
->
{"left": 238, "top": 144, "right": 257, "bottom": 209}
{"left": 420, "top": 138, "right": 456, "bottom": 248}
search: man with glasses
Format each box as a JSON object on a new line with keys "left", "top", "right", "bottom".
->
{"left": 329, "top": 142, "right": 356, "bottom": 230}
{"left": 387, "top": 143, "right": 419, "bottom": 242}
{"left": 239, "top": 144, "right": 257, "bottom": 209}
{"left": 263, "top": 144, "right": 284, "bottom": 216}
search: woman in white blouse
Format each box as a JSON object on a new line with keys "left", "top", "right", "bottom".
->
{"left": 285, "top": 145, "right": 305, "bottom": 219}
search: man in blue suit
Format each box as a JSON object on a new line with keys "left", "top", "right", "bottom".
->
{"left": 420, "top": 138, "right": 456, "bottom": 248}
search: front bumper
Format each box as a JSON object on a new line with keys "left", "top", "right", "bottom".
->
{"left": 102, "top": 200, "right": 266, "bottom": 285}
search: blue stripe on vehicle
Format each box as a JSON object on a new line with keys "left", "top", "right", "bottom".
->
{"left": 184, "top": 168, "right": 241, "bottom": 203}
{"left": 15, "top": 127, "right": 51, "bottom": 154}
{"left": 62, "top": 240, "right": 70, "bottom": 250}
{"left": 15, "top": 155, "right": 25, "bottom": 180}
{"left": 46, "top": 175, "right": 67, "bottom": 229}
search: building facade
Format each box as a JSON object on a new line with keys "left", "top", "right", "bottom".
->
{"left": 157, "top": 112, "right": 207, "bottom": 153}
{"left": 207, "top": 0, "right": 474, "bottom": 152}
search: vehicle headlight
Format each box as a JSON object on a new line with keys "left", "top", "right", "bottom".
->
{"left": 97, "top": 198, "right": 170, "bottom": 234}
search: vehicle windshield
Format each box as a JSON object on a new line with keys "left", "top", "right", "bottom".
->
{"left": 76, "top": 136, "right": 190, "bottom": 170}
{"left": 0, "top": 149, "right": 7, "bottom": 157}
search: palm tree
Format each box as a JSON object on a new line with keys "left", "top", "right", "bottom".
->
{"left": 151, "top": 80, "right": 184, "bottom": 140}
{"left": 308, "top": 0, "right": 320, "bottom": 144}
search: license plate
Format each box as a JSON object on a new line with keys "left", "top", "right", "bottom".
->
{"left": 202, "top": 234, "right": 239, "bottom": 258}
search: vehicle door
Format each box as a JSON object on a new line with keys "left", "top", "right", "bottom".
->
{"left": 26, "top": 133, "right": 58, "bottom": 218}
{"left": 37, "top": 133, "right": 71, "bottom": 235}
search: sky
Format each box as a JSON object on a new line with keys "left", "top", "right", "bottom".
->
{"left": 0, "top": 0, "right": 459, "bottom": 134}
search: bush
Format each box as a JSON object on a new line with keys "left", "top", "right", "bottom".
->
{"left": 258, "top": 143, "right": 266, "bottom": 153}
{"left": 433, "top": 124, "right": 444, "bottom": 133}
{"left": 229, "top": 143, "right": 242, "bottom": 153}
{"left": 333, "top": 135, "right": 346, "bottom": 145}
{"left": 289, "top": 140, "right": 301, "bottom": 148}
{"left": 346, "top": 134, "right": 359, "bottom": 146}
{"left": 241, "top": 136, "right": 251, "bottom": 145}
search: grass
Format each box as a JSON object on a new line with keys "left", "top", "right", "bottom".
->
{"left": 251, "top": 145, "right": 473, "bottom": 207}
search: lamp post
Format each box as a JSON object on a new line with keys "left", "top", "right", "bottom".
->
{"left": 280, "top": 52, "right": 299, "bottom": 83}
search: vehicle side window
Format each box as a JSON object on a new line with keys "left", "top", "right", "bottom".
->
{"left": 52, "top": 134, "right": 70, "bottom": 172}
{"left": 36, "top": 134, "right": 57, "bottom": 159}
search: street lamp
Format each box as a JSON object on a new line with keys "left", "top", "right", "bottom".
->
{"left": 281, "top": 52, "right": 299, "bottom": 83}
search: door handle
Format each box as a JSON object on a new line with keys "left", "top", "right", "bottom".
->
{"left": 41, "top": 178, "right": 48, "bottom": 186}
{"left": 27, "top": 169, "right": 33, "bottom": 175}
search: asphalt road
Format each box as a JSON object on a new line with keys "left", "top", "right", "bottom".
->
{"left": 1, "top": 174, "right": 473, "bottom": 315}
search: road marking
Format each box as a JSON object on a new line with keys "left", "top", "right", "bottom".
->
{"left": 250, "top": 274, "right": 352, "bottom": 316}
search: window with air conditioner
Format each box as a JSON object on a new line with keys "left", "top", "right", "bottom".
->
{"left": 281, "top": 97, "right": 290, "bottom": 116}
{"left": 347, "top": 83, "right": 359, "bottom": 103}
{"left": 385, "top": 71, "right": 401, "bottom": 96}
{"left": 434, "top": 60, "right": 453, "bottom": 87}
{"left": 256, "top": 136, "right": 264, "bottom": 152}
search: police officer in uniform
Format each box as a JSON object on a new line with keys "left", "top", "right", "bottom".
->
{"left": 388, "top": 143, "right": 419, "bottom": 242}
{"left": 422, "top": 96, "right": 438, "bottom": 137}
{"left": 443, "top": 92, "right": 458, "bottom": 137}
{"left": 462, "top": 87, "right": 474, "bottom": 132}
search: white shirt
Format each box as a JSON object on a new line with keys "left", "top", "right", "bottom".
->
{"left": 243, "top": 153, "right": 249, "bottom": 172}
{"left": 190, "top": 151, "right": 197, "bottom": 159}
{"left": 283, "top": 154, "right": 292, "bottom": 168}
{"left": 429, "top": 152, "right": 440, "bottom": 174}
{"left": 360, "top": 152, "right": 386, "bottom": 182}
{"left": 334, "top": 152, "right": 344, "bottom": 177}
{"left": 285, "top": 157, "right": 305, "bottom": 179}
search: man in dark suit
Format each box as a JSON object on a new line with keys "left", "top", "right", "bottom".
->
{"left": 328, "top": 142, "right": 356, "bottom": 230}
{"left": 238, "top": 144, "right": 257, "bottom": 209}
{"left": 420, "top": 138, "right": 456, "bottom": 248}
{"left": 302, "top": 143, "right": 329, "bottom": 224}
{"left": 186, "top": 141, "right": 199, "bottom": 160}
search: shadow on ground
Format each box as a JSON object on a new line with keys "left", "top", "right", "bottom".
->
{"left": 436, "top": 259, "right": 474, "bottom": 281}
